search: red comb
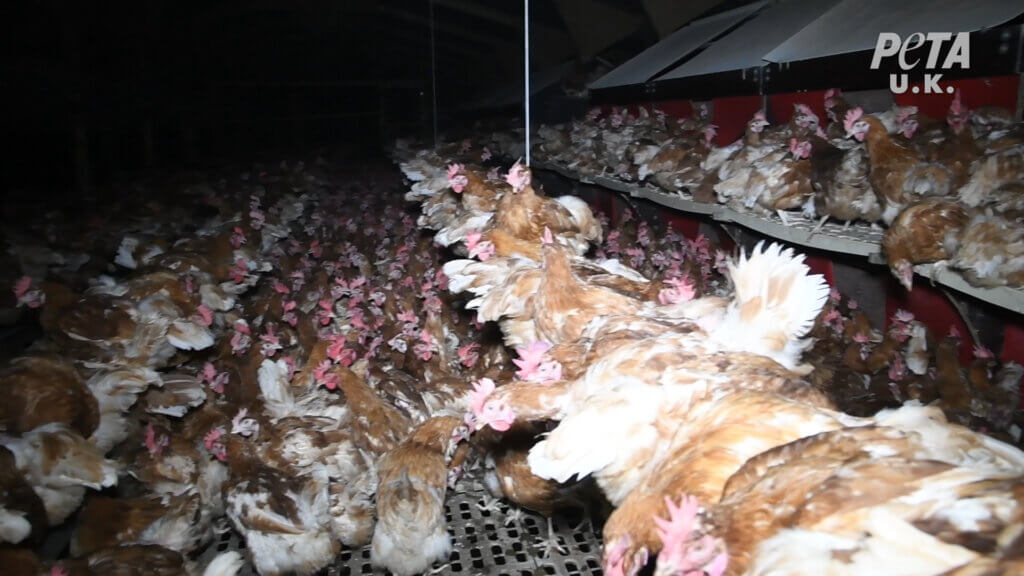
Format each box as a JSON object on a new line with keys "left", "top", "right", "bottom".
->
{"left": 973, "top": 345, "right": 994, "bottom": 359}
{"left": 203, "top": 427, "right": 224, "bottom": 450}
{"left": 13, "top": 276, "right": 31, "bottom": 298}
{"left": 469, "top": 378, "right": 496, "bottom": 415}
{"left": 843, "top": 108, "right": 863, "bottom": 132}
{"left": 949, "top": 89, "right": 964, "bottom": 114}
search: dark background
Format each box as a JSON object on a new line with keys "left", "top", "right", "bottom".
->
{"left": 1, "top": 0, "right": 759, "bottom": 193}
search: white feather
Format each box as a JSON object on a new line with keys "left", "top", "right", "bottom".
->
{"left": 706, "top": 241, "right": 829, "bottom": 371}
{"left": 0, "top": 509, "right": 30, "bottom": 544}
{"left": 201, "top": 551, "right": 245, "bottom": 576}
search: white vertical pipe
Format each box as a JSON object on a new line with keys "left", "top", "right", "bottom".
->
{"left": 524, "top": 0, "right": 530, "bottom": 166}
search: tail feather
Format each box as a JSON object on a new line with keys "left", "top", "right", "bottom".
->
{"left": 167, "top": 319, "right": 215, "bottom": 351}
{"left": 443, "top": 258, "right": 524, "bottom": 296}
{"left": 872, "top": 401, "right": 1024, "bottom": 471}
{"left": 708, "top": 241, "right": 829, "bottom": 371}
{"left": 750, "top": 510, "right": 979, "bottom": 576}
{"left": 258, "top": 359, "right": 295, "bottom": 420}
{"left": 434, "top": 212, "right": 493, "bottom": 247}
{"left": 201, "top": 551, "right": 245, "bottom": 576}
{"left": 527, "top": 389, "right": 661, "bottom": 490}
{"left": 468, "top": 268, "right": 541, "bottom": 322}
{"left": 554, "top": 196, "right": 603, "bottom": 244}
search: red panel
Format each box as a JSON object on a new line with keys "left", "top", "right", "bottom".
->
{"left": 665, "top": 213, "right": 701, "bottom": 240}
{"left": 768, "top": 90, "right": 830, "bottom": 126}
{"left": 590, "top": 192, "right": 613, "bottom": 219}
{"left": 1001, "top": 322, "right": 1024, "bottom": 365}
{"left": 652, "top": 99, "right": 694, "bottom": 120}
{"left": 885, "top": 278, "right": 972, "bottom": 363}
{"left": 805, "top": 255, "right": 834, "bottom": 286}
{"left": 893, "top": 75, "right": 1020, "bottom": 120}
{"left": 711, "top": 95, "right": 763, "bottom": 145}
{"left": 716, "top": 229, "right": 736, "bottom": 252}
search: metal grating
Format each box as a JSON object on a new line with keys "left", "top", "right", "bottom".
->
{"left": 196, "top": 473, "right": 605, "bottom": 576}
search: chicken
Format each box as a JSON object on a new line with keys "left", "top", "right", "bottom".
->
{"left": 650, "top": 405, "right": 1024, "bottom": 576}
{"left": 328, "top": 448, "right": 378, "bottom": 547}
{"left": 739, "top": 466, "right": 1023, "bottom": 576}
{"left": 958, "top": 146, "right": 1024, "bottom": 215}
{"left": 258, "top": 361, "right": 379, "bottom": 549}
{"left": 129, "top": 422, "right": 203, "bottom": 496}
{"left": 751, "top": 138, "right": 814, "bottom": 224}
{"left": 444, "top": 248, "right": 654, "bottom": 341}
{"left": 601, "top": 390, "right": 859, "bottom": 576}
{"left": 935, "top": 328, "right": 972, "bottom": 419}
{"left": 928, "top": 91, "right": 980, "bottom": 189}
{"left": 54, "top": 545, "right": 244, "bottom": 576}
{"left": 222, "top": 435, "right": 337, "bottom": 576}
{"left": 483, "top": 427, "right": 598, "bottom": 557}
{"left": 946, "top": 210, "right": 1024, "bottom": 288}
{"left": 433, "top": 160, "right": 602, "bottom": 260}
{"left": 845, "top": 107, "right": 954, "bottom": 224}
{"left": 492, "top": 161, "right": 602, "bottom": 255}
{"left": 468, "top": 244, "right": 830, "bottom": 521}
{"left": 371, "top": 415, "right": 469, "bottom": 575}
{"left": 85, "top": 366, "right": 163, "bottom": 452}
{"left": 137, "top": 371, "right": 207, "bottom": 418}
{"left": 334, "top": 364, "right": 412, "bottom": 457}
{"left": 446, "top": 163, "right": 505, "bottom": 212}
{"left": 70, "top": 493, "right": 205, "bottom": 556}
{"left": 0, "top": 423, "right": 118, "bottom": 525}
{"left": 0, "top": 446, "right": 47, "bottom": 545}
{"left": 881, "top": 198, "right": 968, "bottom": 290}
{"left": 636, "top": 126, "right": 718, "bottom": 193}
{"left": 809, "top": 134, "right": 881, "bottom": 230}
{"left": 529, "top": 244, "right": 648, "bottom": 345}
{"left": 713, "top": 112, "right": 776, "bottom": 207}
{"left": 822, "top": 88, "right": 852, "bottom": 139}
{"left": 481, "top": 340, "right": 829, "bottom": 506}
{"left": 0, "top": 354, "right": 98, "bottom": 438}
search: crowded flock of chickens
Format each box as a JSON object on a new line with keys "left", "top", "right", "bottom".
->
{"left": 0, "top": 135, "right": 1022, "bottom": 576}
{"left": 532, "top": 89, "right": 1024, "bottom": 292}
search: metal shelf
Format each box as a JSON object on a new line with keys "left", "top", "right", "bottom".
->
{"left": 534, "top": 160, "right": 1024, "bottom": 315}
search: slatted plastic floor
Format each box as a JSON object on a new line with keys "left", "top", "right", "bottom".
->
{"left": 199, "top": 476, "right": 605, "bottom": 576}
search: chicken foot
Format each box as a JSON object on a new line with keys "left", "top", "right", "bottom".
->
{"left": 426, "top": 562, "right": 451, "bottom": 576}
{"left": 809, "top": 215, "right": 830, "bottom": 236}
{"left": 504, "top": 507, "right": 523, "bottom": 528}
{"left": 476, "top": 495, "right": 504, "bottom": 515}
{"left": 533, "top": 517, "right": 568, "bottom": 558}
{"left": 776, "top": 210, "right": 791, "bottom": 226}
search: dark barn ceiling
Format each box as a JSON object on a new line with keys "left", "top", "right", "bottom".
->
{"left": 1, "top": 0, "right": 745, "bottom": 189}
